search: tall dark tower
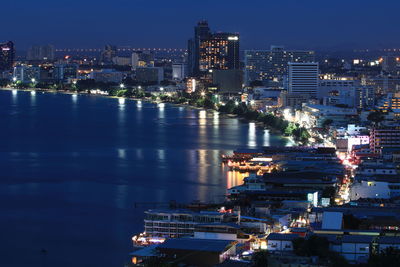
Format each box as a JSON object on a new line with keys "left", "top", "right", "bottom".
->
{"left": 0, "top": 41, "right": 15, "bottom": 71}
{"left": 188, "top": 20, "right": 210, "bottom": 77}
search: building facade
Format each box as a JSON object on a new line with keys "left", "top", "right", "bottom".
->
{"left": 0, "top": 41, "right": 15, "bottom": 71}
{"left": 188, "top": 21, "right": 239, "bottom": 77}
{"left": 244, "top": 46, "right": 315, "bottom": 85}
{"left": 370, "top": 125, "right": 400, "bottom": 153}
{"left": 27, "top": 44, "right": 55, "bottom": 61}
{"left": 288, "top": 62, "right": 319, "bottom": 97}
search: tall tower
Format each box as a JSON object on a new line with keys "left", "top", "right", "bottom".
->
{"left": 188, "top": 21, "right": 210, "bottom": 77}
{"left": 0, "top": 41, "right": 15, "bottom": 71}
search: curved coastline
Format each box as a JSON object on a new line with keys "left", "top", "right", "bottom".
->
{"left": 1, "top": 87, "right": 296, "bottom": 145}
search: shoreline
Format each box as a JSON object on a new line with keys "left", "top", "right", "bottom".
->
{"left": 1, "top": 87, "right": 296, "bottom": 145}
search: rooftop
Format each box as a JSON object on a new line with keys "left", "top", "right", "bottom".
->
{"left": 157, "top": 238, "right": 235, "bottom": 252}
{"left": 267, "top": 233, "right": 299, "bottom": 241}
{"left": 341, "top": 235, "right": 374, "bottom": 243}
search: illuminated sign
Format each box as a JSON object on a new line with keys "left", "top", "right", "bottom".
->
{"left": 228, "top": 36, "right": 239, "bottom": 41}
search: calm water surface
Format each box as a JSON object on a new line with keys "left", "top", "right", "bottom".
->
{"left": 0, "top": 89, "right": 290, "bottom": 267}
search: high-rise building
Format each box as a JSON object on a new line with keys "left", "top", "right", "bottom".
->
{"left": 288, "top": 62, "right": 319, "bottom": 97}
{"left": 244, "top": 46, "right": 315, "bottom": 85}
{"left": 381, "top": 56, "right": 398, "bottom": 74}
{"left": 54, "top": 64, "right": 78, "bottom": 82}
{"left": 188, "top": 21, "right": 210, "bottom": 77}
{"left": 27, "top": 45, "right": 55, "bottom": 61}
{"left": 187, "top": 21, "right": 239, "bottom": 77}
{"left": 131, "top": 51, "right": 155, "bottom": 70}
{"left": 172, "top": 63, "right": 186, "bottom": 81}
{"left": 370, "top": 125, "right": 400, "bottom": 153}
{"left": 100, "top": 45, "right": 117, "bottom": 64}
{"left": 0, "top": 41, "right": 15, "bottom": 71}
{"left": 199, "top": 33, "right": 239, "bottom": 72}
{"left": 13, "top": 65, "right": 40, "bottom": 83}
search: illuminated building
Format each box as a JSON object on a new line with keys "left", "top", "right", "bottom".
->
{"left": 376, "top": 93, "right": 400, "bottom": 120}
{"left": 131, "top": 51, "right": 155, "bottom": 70}
{"left": 0, "top": 41, "right": 15, "bottom": 71}
{"left": 362, "top": 75, "right": 400, "bottom": 94}
{"left": 244, "top": 46, "right": 315, "bottom": 85}
{"left": 27, "top": 44, "right": 55, "bottom": 61}
{"left": 370, "top": 125, "right": 400, "bottom": 153}
{"left": 13, "top": 65, "right": 40, "bottom": 83}
{"left": 143, "top": 209, "right": 226, "bottom": 238}
{"left": 199, "top": 32, "right": 239, "bottom": 72}
{"left": 186, "top": 78, "right": 197, "bottom": 93}
{"left": 187, "top": 21, "right": 239, "bottom": 77}
{"left": 187, "top": 20, "right": 210, "bottom": 77}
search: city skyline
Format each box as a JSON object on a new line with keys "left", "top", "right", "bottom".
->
{"left": 3, "top": 0, "right": 400, "bottom": 50}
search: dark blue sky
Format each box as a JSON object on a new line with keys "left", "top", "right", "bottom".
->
{"left": 2, "top": 0, "right": 400, "bottom": 50}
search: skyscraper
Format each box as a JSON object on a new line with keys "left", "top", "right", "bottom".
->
{"left": 188, "top": 20, "right": 210, "bottom": 77}
{"left": 244, "top": 46, "right": 315, "bottom": 85}
{"left": 199, "top": 33, "right": 240, "bottom": 72}
{"left": 0, "top": 41, "right": 15, "bottom": 71}
{"left": 288, "top": 62, "right": 319, "bottom": 96}
{"left": 187, "top": 21, "right": 239, "bottom": 77}
{"left": 100, "top": 45, "right": 117, "bottom": 65}
{"left": 27, "top": 45, "right": 55, "bottom": 61}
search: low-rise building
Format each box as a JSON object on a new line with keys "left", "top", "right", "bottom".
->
{"left": 144, "top": 209, "right": 230, "bottom": 238}
{"left": 266, "top": 233, "right": 299, "bottom": 251}
{"left": 156, "top": 238, "right": 237, "bottom": 267}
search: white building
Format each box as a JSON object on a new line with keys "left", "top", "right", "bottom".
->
{"left": 13, "top": 65, "right": 40, "bottom": 83}
{"left": 172, "top": 63, "right": 186, "bottom": 81}
{"left": 297, "top": 104, "right": 358, "bottom": 128}
{"left": 228, "top": 174, "right": 266, "bottom": 195}
{"left": 350, "top": 180, "right": 391, "bottom": 200}
{"left": 288, "top": 62, "right": 319, "bottom": 97}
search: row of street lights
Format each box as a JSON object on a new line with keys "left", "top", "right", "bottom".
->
{"left": 12, "top": 77, "right": 36, "bottom": 83}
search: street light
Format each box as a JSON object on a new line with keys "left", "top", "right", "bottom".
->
{"left": 12, "top": 77, "right": 17, "bottom": 82}
{"left": 160, "top": 87, "right": 164, "bottom": 92}
{"left": 200, "top": 91, "right": 205, "bottom": 97}
{"left": 31, "top": 78, "right": 36, "bottom": 83}
{"left": 120, "top": 83, "right": 125, "bottom": 89}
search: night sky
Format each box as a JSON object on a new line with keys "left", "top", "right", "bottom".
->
{"left": 2, "top": 0, "right": 400, "bottom": 50}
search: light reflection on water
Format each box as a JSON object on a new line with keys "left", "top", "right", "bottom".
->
{"left": 248, "top": 122, "right": 257, "bottom": 147}
{"left": 0, "top": 90, "right": 290, "bottom": 267}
